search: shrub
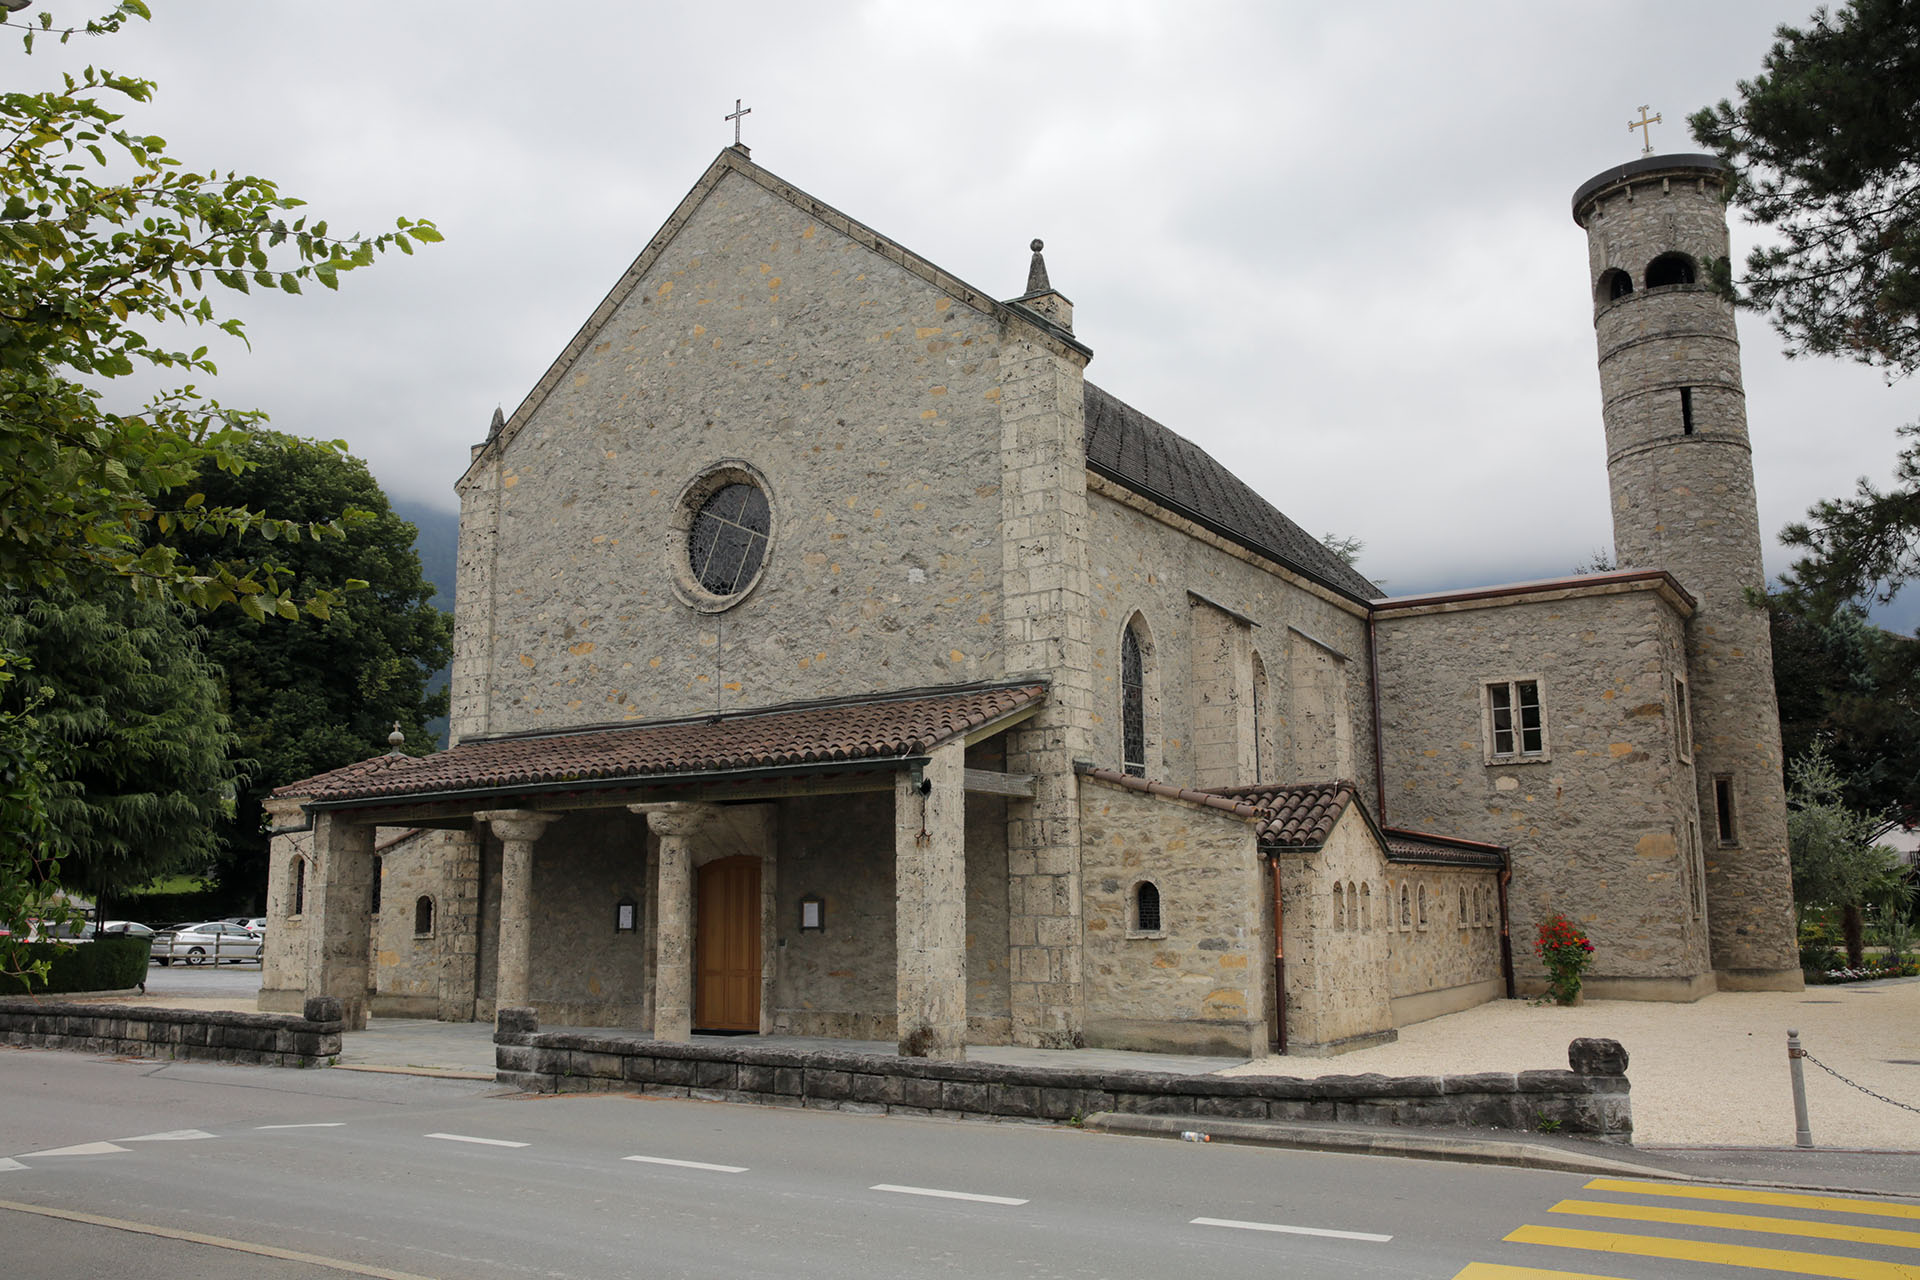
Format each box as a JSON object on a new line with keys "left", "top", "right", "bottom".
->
{"left": 1536, "top": 913, "right": 1595, "bottom": 1005}
{"left": 0, "top": 936, "right": 150, "bottom": 996}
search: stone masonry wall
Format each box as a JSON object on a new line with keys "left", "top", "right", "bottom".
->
{"left": 1085, "top": 489, "right": 1372, "bottom": 791}
{"left": 1382, "top": 864, "right": 1507, "bottom": 1022}
{"left": 1078, "top": 777, "right": 1266, "bottom": 1057}
{"left": 1376, "top": 587, "right": 1711, "bottom": 994}
{"left": 460, "top": 168, "right": 1014, "bottom": 737}
{"left": 523, "top": 809, "right": 652, "bottom": 1026}
{"left": 1277, "top": 815, "right": 1394, "bottom": 1052}
{"left": 2, "top": 996, "right": 345, "bottom": 1068}
{"left": 492, "top": 1008, "right": 1633, "bottom": 1143}
{"left": 772, "top": 791, "right": 896, "bottom": 1040}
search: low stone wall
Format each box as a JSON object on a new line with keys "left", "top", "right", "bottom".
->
{"left": 0, "top": 996, "right": 345, "bottom": 1068}
{"left": 493, "top": 1010, "right": 1632, "bottom": 1143}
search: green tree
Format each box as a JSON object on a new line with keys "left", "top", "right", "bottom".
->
{"left": 1777, "top": 424, "right": 1920, "bottom": 609}
{"left": 1689, "top": 0, "right": 1920, "bottom": 376}
{"left": 1786, "top": 743, "right": 1914, "bottom": 965}
{"left": 176, "top": 433, "right": 452, "bottom": 909}
{"left": 0, "top": 3, "right": 437, "bottom": 971}
{"left": 1768, "top": 593, "right": 1920, "bottom": 818}
{"left": 0, "top": 654, "right": 63, "bottom": 982}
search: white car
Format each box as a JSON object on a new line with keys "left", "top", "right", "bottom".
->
{"left": 151, "top": 921, "right": 263, "bottom": 966}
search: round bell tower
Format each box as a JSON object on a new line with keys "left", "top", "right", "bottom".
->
{"left": 1573, "top": 154, "right": 1800, "bottom": 989}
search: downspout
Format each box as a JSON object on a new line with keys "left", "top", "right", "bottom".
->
{"left": 1367, "top": 611, "right": 1387, "bottom": 822}
{"left": 1497, "top": 863, "right": 1516, "bottom": 999}
{"left": 1268, "top": 850, "right": 1287, "bottom": 1055}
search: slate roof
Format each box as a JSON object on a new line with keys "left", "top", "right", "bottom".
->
{"left": 280, "top": 682, "right": 1048, "bottom": 807}
{"left": 1084, "top": 383, "right": 1383, "bottom": 602}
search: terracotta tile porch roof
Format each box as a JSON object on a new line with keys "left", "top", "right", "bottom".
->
{"left": 280, "top": 681, "right": 1048, "bottom": 808}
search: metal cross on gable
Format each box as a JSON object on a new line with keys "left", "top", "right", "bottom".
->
{"left": 725, "top": 98, "right": 752, "bottom": 147}
{"left": 1629, "top": 105, "right": 1662, "bottom": 156}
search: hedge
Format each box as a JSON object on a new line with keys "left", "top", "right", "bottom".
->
{"left": 0, "top": 936, "right": 152, "bottom": 996}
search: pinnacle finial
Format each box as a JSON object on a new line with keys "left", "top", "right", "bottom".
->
{"left": 488, "top": 406, "right": 505, "bottom": 437}
{"left": 1025, "top": 239, "right": 1051, "bottom": 295}
{"left": 387, "top": 721, "right": 405, "bottom": 754}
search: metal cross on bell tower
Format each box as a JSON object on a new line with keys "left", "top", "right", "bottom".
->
{"left": 725, "top": 98, "right": 752, "bottom": 149}
{"left": 1628, "top": 105, "right": 1662, "bottom": 156}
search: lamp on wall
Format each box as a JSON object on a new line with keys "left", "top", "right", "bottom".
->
{"left": 615, "top": 898, "right": 637, "bottom": 933}
{"left": 798, "top": 894, "right": 826, "bottom": 932}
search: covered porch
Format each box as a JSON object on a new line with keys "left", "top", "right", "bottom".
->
{"left": 260, "top": 682, "right": 1054, "bottom": 1061}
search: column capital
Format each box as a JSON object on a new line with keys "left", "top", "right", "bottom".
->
{"left": 630, "top": 801, "right": 721, "bottom": 838}
{"left": 475, "top": 808, "right": 558, "bottom": 843}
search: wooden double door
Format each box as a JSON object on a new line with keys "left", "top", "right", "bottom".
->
{"left": 694, "top": 855, "right": 761, "bottom": 1033}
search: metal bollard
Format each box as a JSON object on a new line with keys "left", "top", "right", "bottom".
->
{"left": 1787, "top": 1029, "right": 1814, "bottom": 1149}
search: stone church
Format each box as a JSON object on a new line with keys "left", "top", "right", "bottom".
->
{"left": 260, "top": 146, "right": 1800, "bottom": 1058}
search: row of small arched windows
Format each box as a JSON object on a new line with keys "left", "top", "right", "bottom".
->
{"left": 1598, "top": 252, "right": 1697, "bottom": 303}
{"left": 1331, "top": 879, "right": 1500, "bottom": 933}
{"left": 285, "top": 855, "right": 434, "bottom": 936}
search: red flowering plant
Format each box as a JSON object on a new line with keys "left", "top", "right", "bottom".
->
{"left": 1535, "top": 914, "right": 1595, "bottom": 1006}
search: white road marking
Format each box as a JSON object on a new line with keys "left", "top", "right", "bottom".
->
{"left": 1191, "top": 1216, "right": 1393, "bottom": 1243}
{"left": 21, "top": 1142, "right": 129, "bottom": 1157}
{"left": 424, "top": 1132, "right": 528, "bottom": 1148}
{"left": 255, "top": 1123, "right": 345, "bottom": 1130}
{"left": 623, "top": 1155, "right": 748, "bottom": 1173}
{"left": 0, "top": 1159, "right": 25, "bottom": 1173}
{"left": 121, "top": 1129, "right": 216, "bottom": 1142}
{"left": 870, "top": 1183, "right": 1028, "bottom": 1206}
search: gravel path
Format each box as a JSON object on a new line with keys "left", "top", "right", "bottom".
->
{"left": 1224, "top": 978, "right": 1920, "bottom": 1149}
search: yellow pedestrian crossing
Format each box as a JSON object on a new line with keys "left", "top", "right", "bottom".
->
{"left": 1452, "top": 1176, "right": 1920, "bottom": 1280}
{"left": 1548, "top": 1197, "right": 1920, "bottom": 1250}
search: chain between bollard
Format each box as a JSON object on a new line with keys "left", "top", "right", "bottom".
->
{"left": 1800, "top": 1048, "right": 1920, "bottom": 1117}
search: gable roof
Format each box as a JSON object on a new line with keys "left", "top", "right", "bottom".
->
{"left": 1079, "top": 769, "right": 1371, "bottom": 852}
{"left": 1084, "top": 383, "right": 1382, "bottom": 602}
{"left": 281, "top": 682, "right": 1047, "bottom": 809}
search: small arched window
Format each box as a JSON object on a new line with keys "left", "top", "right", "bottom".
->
{"left": 1646, "top": 252, "right": 1697, "bottom": 288}
{"left": 1597, "top": 267, "right": 1633, "bottom": 302}
{"left": 1134, "top": 881, "right": 1161, "bottom": 933}
{"left": 1417, "top": 884, "right": 1429, "bottom": 929}
{"left": 413, "top": 895, "right": 435, "bottom": 937}
{"left": 1360, "top": 882, "right": 1372, "bottom": 931}
{"left": 1121, "top": 620, "right": 1148, "bottom": 777}
{"left": 291, "top": 856, "right": 306, "bottom": 917}
{"left": 1346, "top": 882, "right": 1358, "bottom": 929}
{"left": 1400, "top": 883, "right": 1412, "bottom": 928}
{"left": 1459, "top": 889, "right": 1468, "bottom": 928}
{"left": 1333, "top": 884, "right": 1346, "bottom": 930}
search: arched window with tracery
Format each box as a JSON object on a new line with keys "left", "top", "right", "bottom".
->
{"left": 1121, "top": 616, "right": 1153, "bottom": 777}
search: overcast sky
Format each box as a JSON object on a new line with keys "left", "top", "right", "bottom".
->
{"left": 18, "top": 2, "right": 1913, "bottom": 606}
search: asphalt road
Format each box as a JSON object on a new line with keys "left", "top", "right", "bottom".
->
{"left": 3, "top": 1048, "right": 1918, "bottom": 1279}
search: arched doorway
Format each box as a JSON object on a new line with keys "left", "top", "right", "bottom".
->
{"left": 695, "top": 855, "right": 761, "bottom": 1032}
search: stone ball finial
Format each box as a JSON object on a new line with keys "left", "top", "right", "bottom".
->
{"left": 387, "top": 721, "right": 405, "bottom": 752}
{"left": 1030, "top": 238, "right": 1044, "bottom": 253}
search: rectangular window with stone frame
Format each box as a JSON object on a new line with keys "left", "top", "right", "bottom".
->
{"left": 1482, "top": 676, "right": 1548, "bottom": 763}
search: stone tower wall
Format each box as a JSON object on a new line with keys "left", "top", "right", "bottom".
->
{"left": 1576, "top": 158, "right": 1799, "bottom": 986}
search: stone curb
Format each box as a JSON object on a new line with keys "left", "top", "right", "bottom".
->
{"left": 1082, "top": 1112, "right": 1679, "bottom": 1178}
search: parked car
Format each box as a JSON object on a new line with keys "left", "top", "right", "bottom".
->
{"left": 150, "top": 921, "right": 263, "bottom": 966}
{"left": 99, "top": 920, "right": 155, "bottom": 938}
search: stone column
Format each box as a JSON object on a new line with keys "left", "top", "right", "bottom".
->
{"left": 633, "top": 802, "right": 719, "bottom": 1041}
{"left": 896, "top": 740, "right": 968, "bottom": 1059}
{"left": 438, "top": 827, "right": 483, "bottom": 1021}
{"left": 309, "top": 812, "right": 376, "bottom": 1030}
{"left": 476, "top": 810, "right": 556, "bottom": 1012}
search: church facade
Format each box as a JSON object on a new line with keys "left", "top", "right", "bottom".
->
{"left": 259, "top": 147, "right": 1800, "bottom": 1058}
